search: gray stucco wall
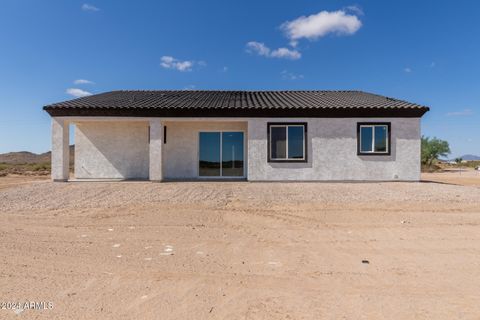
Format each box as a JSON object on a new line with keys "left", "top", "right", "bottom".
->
{"left": 71, "top": 117, "right": 421, "bottom": 181}
{"left": 74, "top": 121, "right": 149, "bottom": 179}
{"left": 247, "top": 118, "right": 421, "bottom": 181}
{"left": 163, "top": 121, "right": 247, "bottom": 179}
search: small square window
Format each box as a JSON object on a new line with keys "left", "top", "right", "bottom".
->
{"left": 357, "top": 123, "right": 391, "bottom": 155}
{"left": 268, "top": 123, "right": 307, "bottom": 162}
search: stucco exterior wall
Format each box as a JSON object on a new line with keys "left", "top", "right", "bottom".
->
{"left": 71, "top": 117, "right": 421, "bottom": 181}
{"left": 74, "top": 121, "right": 149, "bottom": 179}
{"left": 163, "top": 121, "right": 248, "bottom": 179}
{"left": 247, "top": 118, "right": 421, "bottom": 181}
{"left": 51, "top": 117, "right": 70, "bottom": 181}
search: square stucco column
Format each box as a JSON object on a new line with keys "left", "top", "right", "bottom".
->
{"left": 246, "top": 119, "right": 257, "bottom": 181}
{"left": 149, "top": 119, "right": 163, "bottom": 181}
{"left": 51, "top": 117, "right": 70, "bottom": 181}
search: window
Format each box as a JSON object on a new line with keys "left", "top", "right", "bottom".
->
{"left": 268, "top": 123, "right": 307, "bottom": 162}
{"left": 357, "top": 122, "right": 391, "bottom": 155}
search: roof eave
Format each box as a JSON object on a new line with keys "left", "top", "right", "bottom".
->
{"left": 43, "top": 106, "right": 429, "bottom": 118}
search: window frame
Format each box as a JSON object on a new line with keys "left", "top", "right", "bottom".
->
{"left": 357, "top": 122, "right": 391, "bottom": 156}
{"left": 267, "top": 122, "right": 308, "bottom": 163}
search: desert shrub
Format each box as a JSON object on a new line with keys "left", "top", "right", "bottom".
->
{"left": 463, "top": 160, "right": 480, "bottom": 168}
{"left": 421, "top": 163, "right": 441, "bottom": 173}
{"left": 28, "top": 163, "right": 51, "bottom": 171}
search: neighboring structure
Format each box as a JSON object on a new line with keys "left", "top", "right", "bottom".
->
{"left": 44, "top": 90, "right": 429, "bottom": 182}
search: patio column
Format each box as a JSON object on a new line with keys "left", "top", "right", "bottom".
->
{"left": 51, "top": 117, "right": 70, "bottom": 181}
{"left": 149, "top": 119, "right": 163, "bottom": 181}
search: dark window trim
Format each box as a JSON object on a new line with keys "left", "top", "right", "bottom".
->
{"left": 267, "top": 122, "right": 308, "bottom": 163}
{"left": 357, "top": 122, "right": 391, "bottom": 156}
{"left": 163, "top": 125, "right": 167, "bottom": 144}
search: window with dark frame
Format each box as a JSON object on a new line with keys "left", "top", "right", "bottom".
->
{"left": 268, "top": 123, "right": 307, "bottom": 162}
{"left": 357, "top": 122, "right": 391, "bottom": 155}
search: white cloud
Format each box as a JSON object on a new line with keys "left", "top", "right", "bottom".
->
{"left": 281, "top": 10, "right": 362, "bottom": 42}
{"left": 446, "top": 109, "right": 474, "bottom": 116}
{"left": 183, "top": 85, "right": 196, "bottom": 91}
{"left": 345, "top": 5, "right": 364, "bottom": 16}
{"left": 404, "top": 67, "right": 412, "bottom": 73}
{"left": 81, "top": 4, "right": 99, "bottom": 11}
{"left": 246, "top": 42, "right": 271, "bottom": 57}
{"left": 289, "top": 40, "right": 299, "bottom": 48}
{"left": 271, "top": 48, "right": 302, "bottom": 60}
{"left": 246, "top": 41, "right": 301, "bottom": 60}
{"left": 281, "top": 70, "right": 304, "bottom": 80}
{"left": 160, "top": 56, "right": 195, "bottom": 71}
{"left": 74, "top": 79, "right": 94, "bottom": 85}
{"left": 66, "top": 88, "right": 92, "bottom": 98}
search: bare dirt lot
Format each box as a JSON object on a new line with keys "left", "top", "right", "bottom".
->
{"left": 1, "top": 173, "right": 480, "bottom": 319}
{"left": 423, "top": 169, "right": 480, "bottom": 186}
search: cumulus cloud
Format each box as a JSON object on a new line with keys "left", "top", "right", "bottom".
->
{"left": 446, "top": 109, "right": 474, "bottom": 116}
{"left": 281, "top": 10, "right": 362, "bottom": 42}
{"left": 345, "top": 5, "right": 364, "bottom": 16}
{"left": 66, "top": 88, "right": 92, "bottom": 98}
{"left": 246, "top": 41, "right": 301, "bottom": 60}
{"left": 271, "top": 48, "right": 302, "bottom": 60}
{"left": 74, "top": 79, "right": 94, "bottom": 85}
{"left": 281, "top": 70, "right": 304, "bottom": 80}
{"left": 160, "top": 56, "right": 195, "bottom": 71}
{"left": 246, "top": 42, "right": 271, "bottom": 57}
{"left": 81, "top": 3, "right": 99, "bottom": 11}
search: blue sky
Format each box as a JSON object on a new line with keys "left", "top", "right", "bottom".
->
{"left": 0, "top": 0, "right": 479, "bottom": 157}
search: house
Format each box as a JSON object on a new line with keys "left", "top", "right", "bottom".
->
{"left": 44, "top": 90, "right": 429, "bottom": 182}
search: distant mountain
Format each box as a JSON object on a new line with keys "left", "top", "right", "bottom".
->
{"left": 0, "top": 145, "right": 74, "bottom": 164}
{"left": 459, "top": 154, "right": 480, "bottom": 161}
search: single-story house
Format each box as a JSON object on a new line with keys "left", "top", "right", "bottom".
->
{"left": 43, "top": 90, "right": 429, "bottom": 182}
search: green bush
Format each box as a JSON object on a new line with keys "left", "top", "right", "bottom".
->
{"left": 0, "top": 163, "right": 11, "bottom": 171}
{"left": 28, "top": 163, "right": 51, "bottom": 171}
{"left": 421, "top": 136, "right": 451, "bottom": 166}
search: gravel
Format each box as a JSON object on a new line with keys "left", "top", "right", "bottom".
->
{"left": 1, "top": 180, "right": 479, "bottom": 213}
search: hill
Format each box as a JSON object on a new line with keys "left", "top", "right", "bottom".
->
{"left": 460, "top": 154, "right": 480, "bottom": 161}
{"left": 0, "top": 145, "right": 74, "bottom": 164}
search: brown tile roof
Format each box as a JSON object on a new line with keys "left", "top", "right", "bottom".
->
{"left": 44, "top": 90, "right": 429, "bottom": 117}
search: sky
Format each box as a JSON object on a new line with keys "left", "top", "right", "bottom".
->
{"left": 0, "top": 0, "right": 479, "bottom": 157}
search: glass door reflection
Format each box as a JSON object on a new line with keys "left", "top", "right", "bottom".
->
{"left": 199, "top": 132, "right": 221, "bottom": 176}
{"left": 221, "top": 132, "right": 244, "bottom": 177}
{"left": 199, "top": 131, "right": 244, "bottom": 177}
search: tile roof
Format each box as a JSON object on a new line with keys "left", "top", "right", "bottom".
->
{"left": 44, "top": 90, "right": 429, "bottom": 117}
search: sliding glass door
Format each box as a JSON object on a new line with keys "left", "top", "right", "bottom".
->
{"left": 199, "top": 132, "right": 244, "bottom": 177}
{"left": 199, "top": 132, "right": 221, "bottom": 176}
{"left": 221, "top": 132, "right": 244, "bottom": 176}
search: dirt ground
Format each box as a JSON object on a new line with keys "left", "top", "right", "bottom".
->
{"left": 423, "top": 169, "right": 480, "bottom": 186}
{"left": 1, "top": 173, "right": 480, "bottom": 319}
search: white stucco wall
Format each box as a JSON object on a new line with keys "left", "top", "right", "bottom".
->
{"left": 247, "top": 118, "right": 421, "bottom": 181}
{"left": 51, "top": 117, "right": 70, "bottom": 181}
{"left": 162, "top": 121, "right": 248, "bottom": 179}
{"left": 70, "top": 117, "right": 421, "bottom": 181}
{"left": 74, "top": 121, "right": 149, "bottom": 179}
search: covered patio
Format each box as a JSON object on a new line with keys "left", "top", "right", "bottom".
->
{"left": 51, "top": 117, "right": 248, "bottom": 182}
